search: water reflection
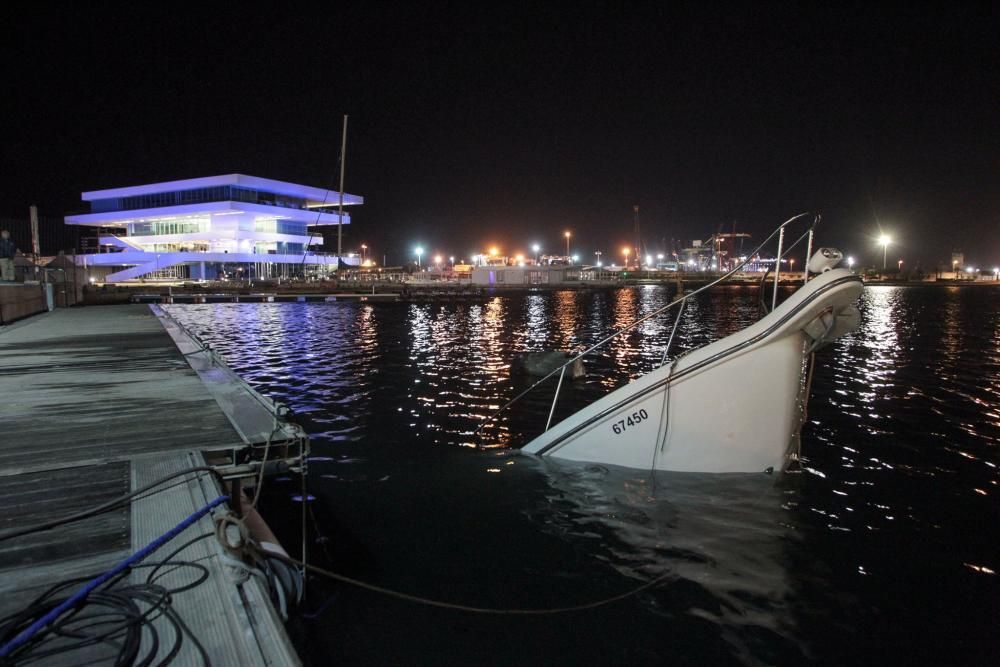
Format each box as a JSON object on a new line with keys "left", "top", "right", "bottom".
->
{"left": 163, "top": 287, "right": 1000, "bottom": 665}
{"left": 525, "top": 457, "right": 804, "bottom": 661}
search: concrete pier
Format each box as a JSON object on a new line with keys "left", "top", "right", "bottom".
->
{"left": 0, "top": 306, "right": 301, "bottom": 665}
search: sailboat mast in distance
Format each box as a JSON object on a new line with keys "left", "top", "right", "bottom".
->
{"left": 337, "top": 114, "right": 348, "bottom": 269}
{"left": 633, "top": 205, "right": 641, "bottom": 268}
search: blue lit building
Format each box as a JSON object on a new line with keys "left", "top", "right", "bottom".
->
{"left": 64, "top": 174, "right": 363, "bottom": 282}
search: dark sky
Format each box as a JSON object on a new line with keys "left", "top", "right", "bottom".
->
{"left": 2, "top": 3, "right": 997, "bottom": 268}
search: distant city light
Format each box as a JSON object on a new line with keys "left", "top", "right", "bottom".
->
{"left": 645, "top": 254, "right": 653, "bottom": 267}
{"left": 966, "top": 267, "right": 975, "bottom": 274}
{"left": 879, "top": 234, "right": 891, "bottom": 270}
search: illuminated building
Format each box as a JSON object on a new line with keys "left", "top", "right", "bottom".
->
{"left": 64, "top": 174, "right": 362, "bottom": 281}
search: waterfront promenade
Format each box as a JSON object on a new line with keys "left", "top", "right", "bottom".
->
{"left": 0, "top": 306, "right": 300, "bottom": 665}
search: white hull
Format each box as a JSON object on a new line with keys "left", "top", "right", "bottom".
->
{"left": 522, "top": 269, "right": 863, "bottom": 473}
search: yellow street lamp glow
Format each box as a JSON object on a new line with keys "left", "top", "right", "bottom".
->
{"left": 489, "top": 247, "right": 498, "bottom": 256}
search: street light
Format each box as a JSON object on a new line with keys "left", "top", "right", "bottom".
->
{"left": 564, "top": 231, "right": 571, "bottom": 257}
{"left": 898, "top": 259, "right": 903, "bottom": 271}
{"left": 532, "top": 243, "right": 540, "bottom": 263}
{"left": 623, "top": 247, "right": 630, "bottom": 268}
{"left": 594, "top": 250, "right": 602, "bottom": 267}
{"left": 415, "top": 246, "right": 423, "bottom": 268}
{"left": 847, "top": 256, "right": 855, "bottom": 270}
{"left": 360, "top": 243, "right": 367, "bottom": 263}
{"left": 434, "top": 255, "right": 442, "bottom": 269}
{"left": 879, "top": 234, "right": 891, "bottom": 269}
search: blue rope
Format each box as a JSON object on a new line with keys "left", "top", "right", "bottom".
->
{"left": 0, "top": 494, "right": 230, "bottom": 659}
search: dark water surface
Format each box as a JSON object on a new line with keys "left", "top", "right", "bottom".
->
{"left": 166, "top": 285, "right": 999, "bottom": 665}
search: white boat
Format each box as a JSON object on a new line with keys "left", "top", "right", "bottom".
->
{"left": 483, "top": 214, "right": 863, "bottom": 474}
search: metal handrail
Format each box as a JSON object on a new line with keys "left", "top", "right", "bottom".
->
{"left": 474, "top": 212, "right": 820, "bottom": 440}
{"left": 757, "top": 220, "right": 818, "bottom": 316}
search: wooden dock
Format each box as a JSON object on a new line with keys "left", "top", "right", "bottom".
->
{"left": 0, "top": 305, "right": 301, "bottom": 665}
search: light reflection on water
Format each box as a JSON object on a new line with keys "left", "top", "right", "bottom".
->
{"left": 164, "top": 285, "right": 999, "bottom": 664}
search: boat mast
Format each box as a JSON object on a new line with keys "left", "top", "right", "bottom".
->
{"left": 336, "top": 114, "right": 348, "bottom": 274}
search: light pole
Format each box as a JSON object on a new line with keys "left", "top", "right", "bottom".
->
{"left": 564, "top": 231, "right": 571, "bottom": 257}
{"left": 898, "top": 259, "right": 903, "bottom": 271}
{"left": 415, "top": 246, "right": 423, "bottom": 268}
{"left": 532, "top": 243, "right": 540, "bottom": 264}
{"left": 360, "top": 243, "right": 367, "bottom": 264}
{"left": 594, "top": 250, "right": 602, "bottom": 267}
{"left": 623, "top": 247, "right": 630, "bottom": 268}
{"left": 879, "top": 235, "right": 891, "bottom": 270}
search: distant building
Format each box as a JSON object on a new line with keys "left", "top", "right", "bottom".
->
{"left": 951, "top": 251, "right": 964, "bottom": 271}
{"left": 471, "top": 264, "right": 595, "bottom": 286}
{"left": 64, "top": 174, "right": 363, "bottom": 282}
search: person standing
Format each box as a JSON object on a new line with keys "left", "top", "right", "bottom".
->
{"left": 0, "top": 230, "right": 17, "bottom": 282}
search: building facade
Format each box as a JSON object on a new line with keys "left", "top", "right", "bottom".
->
{"left": 64, "top": 174, "right": 362, "bottom": 282}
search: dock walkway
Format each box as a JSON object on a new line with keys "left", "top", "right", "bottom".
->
{"left": 0, "top": 305, "right": 300, "bottom": 665}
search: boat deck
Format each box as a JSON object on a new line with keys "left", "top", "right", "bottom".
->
{"left": 0, "top": 305, "right": 299, "bottom": 665}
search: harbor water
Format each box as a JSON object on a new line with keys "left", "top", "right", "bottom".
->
{"left": 165, "top": 284, "right": 999, "bottom": 665}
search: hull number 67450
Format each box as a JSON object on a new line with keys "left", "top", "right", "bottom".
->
{"left": 611, "top": 409, "right": 649, "bottom": 435}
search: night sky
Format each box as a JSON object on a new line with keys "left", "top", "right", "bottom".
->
{"left": 2, "top": 3, "right": 997, "bottom": 268}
